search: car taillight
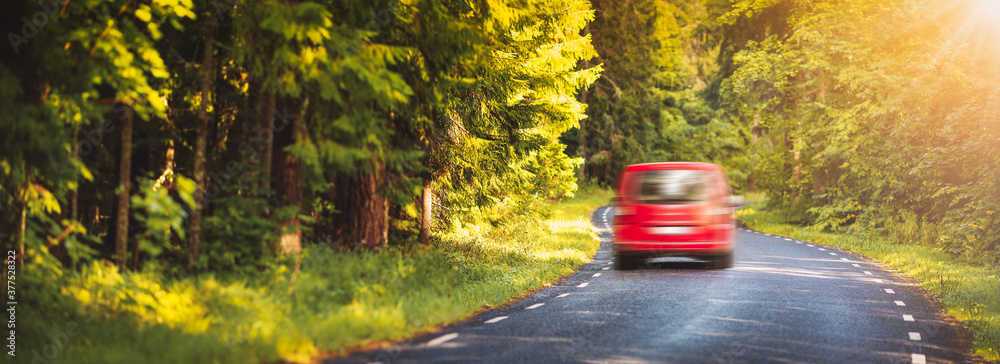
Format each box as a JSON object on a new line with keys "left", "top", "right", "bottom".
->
{"left": 613, "top": 203, "right": 637, "bottom": 225}
{"left": 614, "top": 205, "right": 636, "bottom": 216}
{"left": 710, "top": 204, "right": 733, "bottom": 224}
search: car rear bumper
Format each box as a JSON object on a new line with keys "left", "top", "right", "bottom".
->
{"left": 613, "top": 240, "right": 733, "bottom": 256}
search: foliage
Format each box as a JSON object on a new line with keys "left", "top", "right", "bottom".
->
{"left": 6, "top": 0, "right": 1000, "bottom": 361}
{"left": 130, "top": 174, "right": 196, "bottom": 260}
{"left": 2, "top": 0, "right": 602, "bottom": 360}
{"left": 431, "top": 0, "right": 600, "bottom": 221}
{"left": 565, "top": 0, "right": 746, "bottom": 190}
{"left": 1, "top": 0, "right": 601, "bottom": 271}
{"left": 17, "top": 188, "right": 607, "bottom": 363}
{"left": 717, "top": 0, "right": 1000, "bottom": 263}
{"left": 200, "top": 179, "right": 282, "bottom": 276}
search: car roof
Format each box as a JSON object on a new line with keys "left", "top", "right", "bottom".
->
{"left": 622, "top": 162, "right": 722, "bottom": 173}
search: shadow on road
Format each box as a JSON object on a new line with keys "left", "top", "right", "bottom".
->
{"left": 634, "top": 258, "right": 714, "bottom": 271}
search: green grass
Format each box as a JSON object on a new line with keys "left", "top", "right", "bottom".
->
{"left": 21, "top": 187, "right": 613, "bottom": 364}
{"left": 737, "top": 201, "right": 1000, "bottom": 362}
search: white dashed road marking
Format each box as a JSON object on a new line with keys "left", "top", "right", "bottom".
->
{"left": 593, "top": 273, "right": 602, "bottom": 277}
{"left": 526, "top": 303, "right": 544, "bottom": 310}
{"left": 577, "top": 282, "right": 589, "bottom": 288}
{"left": 608, "top": 206, "right": 926, "bottom": 364}
{"left": 484, "top": 316, "right": 508, "bottom": 324}
{"left": 557, "top": 293, "right": 571, "bottom": 298}
{"left": 427, "top": 333, "right": 459, "bottom": 347}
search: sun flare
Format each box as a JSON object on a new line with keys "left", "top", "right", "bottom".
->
{"left": 968, "top": 0, "right": 1000, "bottom": 39}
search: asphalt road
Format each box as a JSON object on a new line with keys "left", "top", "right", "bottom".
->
{"left": 329, "top": 205, "right": 974, "bottom": 364}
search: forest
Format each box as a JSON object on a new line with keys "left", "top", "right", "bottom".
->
{"left": 2, "top": 0, "right": 999, "bottom": 362}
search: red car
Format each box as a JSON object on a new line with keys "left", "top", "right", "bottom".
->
{"left": 611, "top": 162, "right": 737, "bottom": 270}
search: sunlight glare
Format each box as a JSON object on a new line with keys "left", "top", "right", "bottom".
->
{"left": 975, "top": 0, "right": 1000, "bottom": 19}
{"left": 936, "top": 0, "right": 1000, "bottom": 70}
{"left": 971, "top": 0, "right": 1000, "bottom": 37}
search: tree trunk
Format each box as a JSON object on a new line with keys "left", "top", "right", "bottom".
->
{"left": 71, "top": 129, "right": 79, "bottom": 222}
{"left": 262, "top": 92, "right": 276, "bottom": 195}
{"left": 113, "top": 105, "right": 133, "bottom": 267}
{"left": 332, "top": 166, "right": 388, "bottom": 250}
{"left": 162, "top": 139, "right": 175, "bottom": 189}
{"left": 70, "top": 129, "right": 79, "bottom": 270}
{"left": 244, "top": 78, "right": 263, "bottom": 196}
{"left": 274, "top": 97, "right": 308, "bottom": 255}
{"left": 189, "top": 13, "right": 214, "bottom": 270}
{"left": 18, "top": 179, "right": 26, "bottom": 267}
{"left": 578, "top": 118, "right": 587, "bottom": 184}
{"left": 419, "top": 178, "right": 432, "bottom": 245}
{"left": 749, "top": 113, "right": 759, "bottom": 193}
{"left": 793, "top": 142, "right": 801, "bottom": 183}
{"left": 577, "top": 21, "right": 590, "bottom": 185}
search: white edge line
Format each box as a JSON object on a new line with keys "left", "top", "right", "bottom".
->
{"left": 427, "top": 333, "right": 459, "bottom": 347}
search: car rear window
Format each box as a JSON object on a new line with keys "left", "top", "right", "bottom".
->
{"left": 632, "top": 169, "right": 708, "bottom": 205}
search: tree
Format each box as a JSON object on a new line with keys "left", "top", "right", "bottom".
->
{"left": 568, "top": 0, "right": 743, "bottom": 188}
{"left": 717, "top": 0, "right": 1000, "bottom": 260}
{"left": 188, "top": 6, "right": 215, "bottom": 269}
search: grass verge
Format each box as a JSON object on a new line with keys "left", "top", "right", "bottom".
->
{"left": 737, "top": 201, "right": 1000, "bottom": 362}
{"left": 21, "top": 186, "right": 612, "bottom": 363}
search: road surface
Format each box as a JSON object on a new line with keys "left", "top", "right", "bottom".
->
{"left": 328, "top": 205, "right": 974, "bottom": 364}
